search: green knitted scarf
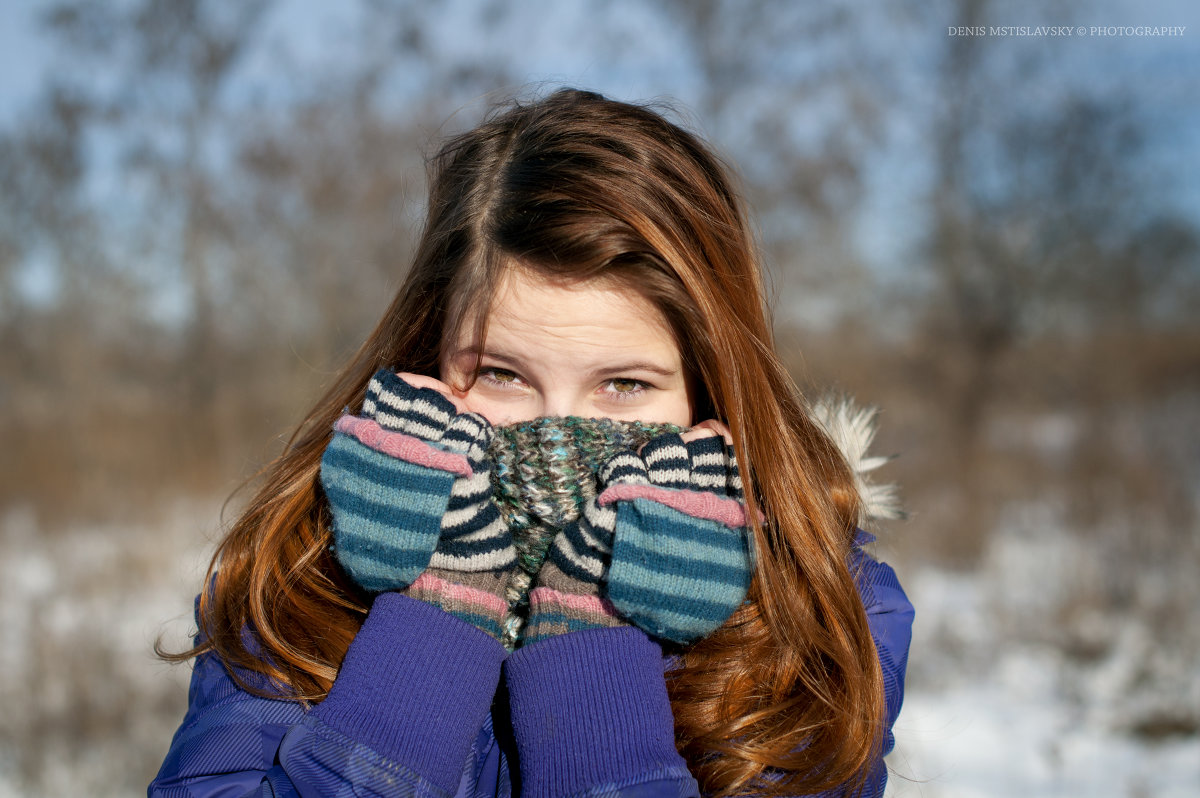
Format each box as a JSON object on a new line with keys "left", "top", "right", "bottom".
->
{"left": 487, "top": 416, "right": 682, "bottom": 649}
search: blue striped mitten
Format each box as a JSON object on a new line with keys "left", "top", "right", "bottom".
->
{"left": 603, "top": 433, "right": 752, "bottom": 645}
{"left": 319, "top": 369, "right": 515, "bottom": 640}
{"left": 522, "top": 491, "right": 627, "bottom": 644}
{"left": 524, "top": 433, "right": 751, "bottom": 646}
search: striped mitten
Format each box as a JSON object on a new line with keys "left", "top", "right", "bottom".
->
{"left": 523, "top": 433, "right": 751, "bottom": 646}
{"left": 603, "top": 433, "right": 752, "bottom": 645}
{"left": 522, "top": 493, "right": 627, "bottom": 644}
{"left": 319, "top": 370, "right": 515, "bottom": 639}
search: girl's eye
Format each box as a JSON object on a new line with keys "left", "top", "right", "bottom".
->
{"left": 479, "top": 367, "right": 523, "bottom": 388}
{"left": 602, "top": 378, "right": 648, "bottom": 400}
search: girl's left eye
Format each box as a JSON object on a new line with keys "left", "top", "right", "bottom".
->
{"left": 602, "top": 378, "right": 648, "bottom": 399}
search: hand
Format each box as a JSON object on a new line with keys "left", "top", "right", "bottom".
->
{"left": 603, "top": 427, "right": 751, "bottom": 644}
{"left": 679, "top": 418, "right": 733, "bottom": 446}
{"left": 605, "top": 422, "right": 743, "bottom": 501}
{"left": 320, "top": 370, "right": 514, "bottom": 607}
{"left": 391, "top": 372, "right": 474, "bottom": 416}
{"left": 359, "top": 371, "right": 488, "bottom": 459}
{"left": 524, "top": 424, "right": 751, "bottom": 647}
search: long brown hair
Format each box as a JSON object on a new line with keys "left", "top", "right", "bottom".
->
{"left": 173, "top": 89, "right": 884, "bottom": 796}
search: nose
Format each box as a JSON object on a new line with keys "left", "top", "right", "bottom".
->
{"left": 538, "top": 389, "right": 586, "bottom": 420}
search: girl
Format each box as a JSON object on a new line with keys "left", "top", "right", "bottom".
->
{"left": 151, "top": 88, "right": 913, "bottom": 797}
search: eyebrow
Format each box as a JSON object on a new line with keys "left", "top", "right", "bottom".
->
{"left": 587, "top": 362, "right": 680, "bottom": 379}
{"left": 449, "top": 348, "right": 517, "bottom": 366}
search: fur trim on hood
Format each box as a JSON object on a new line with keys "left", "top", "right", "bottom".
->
{"left": 812, "top": 397, "right": 904, "bottom": 524}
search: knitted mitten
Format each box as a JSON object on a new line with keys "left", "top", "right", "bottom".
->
{"left": 603, "top": 433, "right": 753, "bottom": 645}
{"left": 319, "top": 369, "right": 515, "bottom": 639}
{"left": 522, "top": 490, "right": 627, "bottom": 644}
{"left": 524, "top": 431, "right": 752, "bottom": 646}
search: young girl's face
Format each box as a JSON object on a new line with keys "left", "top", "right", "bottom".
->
{"left": 440, "top": 267, "right": 693, "bottom": 427}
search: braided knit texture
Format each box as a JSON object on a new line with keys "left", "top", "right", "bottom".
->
{"left": 487, "top": 417, "right": 682, "bottom": 649}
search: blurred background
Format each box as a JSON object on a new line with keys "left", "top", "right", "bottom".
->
{"left": 1, "top": 0, "right": 1198, "bottom": 795}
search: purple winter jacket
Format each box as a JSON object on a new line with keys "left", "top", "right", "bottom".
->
{"left": 148, "top": 545, "right": 912, "bottom": 798}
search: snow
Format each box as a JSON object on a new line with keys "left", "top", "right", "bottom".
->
{"left": 886, "top": 538, "right": 1200, "bottom": 798}
{"left": 889, "top": 679, "right": 1200, "bottom": 797}
{"left": 0, "top": 499, "right": 216, "bottom": 798}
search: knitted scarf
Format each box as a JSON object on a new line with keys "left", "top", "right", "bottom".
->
{"left": 488, "top": 416, "right": 682, "bottom": 649}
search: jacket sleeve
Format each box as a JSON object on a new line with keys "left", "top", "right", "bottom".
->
{"left": 503, "top": 627, "right": 701, "bottom": 798}
{"left": 149, "top": 593, "right": 506, "bottom": 798}
{"left": 853, "top": 543, "right": 914, "bottom": 765}
{"left": 809, "top": 541, "right": 914, "bottom": 798}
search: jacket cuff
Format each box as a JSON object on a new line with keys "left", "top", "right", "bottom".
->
{"left": 310, "top": 592, "right": 506, "bottom": 794}
{"left": 505, "top": 627, "right": 696, "bottom": 797}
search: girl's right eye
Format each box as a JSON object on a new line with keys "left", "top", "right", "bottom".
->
{"left": 478, "top": 367, "right": 524, "bottom": 389}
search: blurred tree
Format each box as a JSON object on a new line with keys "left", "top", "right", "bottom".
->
{"left": 912, "top": 0, "right": 1200, "bottom": 561}
{"left": 30, "top": 0, "right": 278, "bottom": 492}
{"left": 5, "top": 0, "right": 528, "bottom": 518}
{"left": 0, "top": 82, "right": 143, "bottom": 515}
{"left": 51, "top": 0, "right": 273, "bottom": 445}
{"left": 659, "top": 0, "right": 906, "bottom": 322}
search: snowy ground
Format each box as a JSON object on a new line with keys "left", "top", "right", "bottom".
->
{"left": 889, "top": 680, "right": 1200, "bottom": 798}
{"left": 1, "top": 499, "right": 1197, "bottom": 796}
{"left": 886, "top": 564, "right": 1200, "bottom": 798}
{"left": 0, "top": 500, "right": 215, "bottom": 797}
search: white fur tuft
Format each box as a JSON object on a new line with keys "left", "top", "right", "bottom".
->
{"left": 811, "top": 396, "right": 905, "bottom": 524}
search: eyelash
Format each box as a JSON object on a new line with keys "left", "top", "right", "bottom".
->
{"left": 475, "top": 368, "right": 651, "bottom": 400}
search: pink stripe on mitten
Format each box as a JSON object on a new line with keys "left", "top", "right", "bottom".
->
{"left": 335, "top": 416, "right": 472, "bottom": 477}
{"left": 529, "top": 586, "right": 619, "bottom": 617}
{"left": 597, "top": 483, "right": 748, "bottom": 528}
{"left": 408, "top": 572, "right": 510, "bottom": 617}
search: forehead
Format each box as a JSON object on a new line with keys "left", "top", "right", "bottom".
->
{"left": 498, "top": 268, "right": 659, "bottom": 321}
{"left": 447, "top": 267, "right": 678, "bottom": 356}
